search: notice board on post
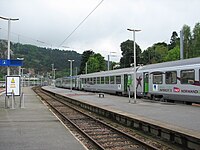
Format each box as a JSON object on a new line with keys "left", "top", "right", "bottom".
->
{"left": 6, "top": 76, "right": 21, "bottom": 96}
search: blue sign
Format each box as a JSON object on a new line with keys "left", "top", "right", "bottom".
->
{"left": 0, "top": 59, "right": 23, "bottom": 67}
{"left": 0, "top": 59, "right": 9, "bottom": 66}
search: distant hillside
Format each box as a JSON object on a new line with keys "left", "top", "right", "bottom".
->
{"left": 0, "top": 40, "right": 82, "bottom": 79}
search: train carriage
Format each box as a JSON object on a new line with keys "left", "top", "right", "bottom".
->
{"left": 79, "top": 67, "right": 136, "bottom": 95}
{"left": 55, "top": 76, "right": 79, "bottom": 89}
{"left": 137, "top": 57, "right": 200, "bottom": 103}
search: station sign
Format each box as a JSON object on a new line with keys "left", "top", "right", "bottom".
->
{"left": 6, "top": 76, "right": 21, "bottom": 96}
{"left": 0, "top": 59, "right": 23, "bottom": 66}
{"left": 0, "top": 59, "right": 9, "bottom": 66}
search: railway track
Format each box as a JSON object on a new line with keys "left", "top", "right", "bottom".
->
{"left": 33, "top": 87, "right": 167, "bottom": 150}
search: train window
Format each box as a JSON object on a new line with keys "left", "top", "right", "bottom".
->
{"left": 166, "top": 71, "right": 177, "bottom": 84}
{"left": 153, "top": 74, "right": 163, "bottom": 84}
{"left": 93, "top": 77, "right": 96, "bottom": 84}
{"left": 105, "top": 76, "right": 109, "bottom": 84}
{"left": 110, "top": 76, "right": 114, "bottom": 84}
{"left": 181, "top": 70, "right": 195, "bottom": 84}
{"left": 116, "top": 76, "right": 121, "bottom": 84}
{"left": 91, "top": 78, "right": 94, "bottom": 84}
{"left": 199, "top": 69, "right": 200, "bottom": 83}
{"left": 86, "top": 78, "right": 90, "bottom": 84}
{"left": 101, "top": 77, "right": 105, "bottom": 84}
{"left": 88, "top": 78, "right": 92, "bottom": 84}
{"left": 81, "top": 79, "right": 84, "bottom": 84}
{"left": 82, "top": 78, "right": 86, "bottom": 84}
{"left": 97, "top": 77, "right": 100, "bottom": 84}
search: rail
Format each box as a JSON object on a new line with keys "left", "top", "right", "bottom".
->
{"left": 34, "top": 87, "right": 160, "bottom": 150}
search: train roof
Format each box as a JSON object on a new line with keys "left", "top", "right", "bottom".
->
{"left": 80, "top": 67, "right": 135, "bottom": 78}
{"left": 138, "top": 57, "right": 200, "bottom": 71}
{"left": 56, "top": 57, "right": 200, "bottom": 79}
{"left": 80, "top": 57, "right": 200, "bottom": 78}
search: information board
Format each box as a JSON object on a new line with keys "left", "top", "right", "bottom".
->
{"left": 6, "top": 76, "right": 21, "bottom": 96}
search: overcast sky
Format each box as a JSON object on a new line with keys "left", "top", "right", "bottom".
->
{"left": 0, "top": 0, "right": 200, "bottom": 62}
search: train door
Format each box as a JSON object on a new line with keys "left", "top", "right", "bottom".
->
{"left": 144, "top": 72, "right": 149, "bottom": 95}
{"left": 124, "top": 74, "right": 128, "bottom": 92}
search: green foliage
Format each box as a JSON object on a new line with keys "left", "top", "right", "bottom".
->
{"left": 192, "top": 23, "right": 200, "bottom": 57}
{"left": 164, "top": 45, "right": 180, "bottom": 61}
{"left": 153, "top": 43, "right": 168, "bottom": 63}
{"left": 126, "top": 42, "right": 168, "bottom": 66}
{"left": 86, "top": 53, "right": 106, "bottom": 73}
{"left": 120, "top": 22, "right": 200, "bottom": 67}
{"left": 79, "top": 50, "right": 94, "bottom": 74}
{"left": 119, "top": 40, "right": 142, "bottom": 68}
{"left": 168, "top": 31, "right": 179, "bottom": 50}
{"left": 182, "top": 25, "right": 192, "bottom": 59}
{"left": 0, "top": 41, "right": 82, "bottom": 78}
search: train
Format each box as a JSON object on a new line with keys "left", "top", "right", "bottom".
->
{"left": 55, "top": 57, "right": 200, "bottom": 104}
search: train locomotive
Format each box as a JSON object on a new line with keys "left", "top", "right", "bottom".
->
{"left": 55, "top": 57, "right": 200, "bottom": 104}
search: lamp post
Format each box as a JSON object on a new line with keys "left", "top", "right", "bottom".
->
{"left": 51, "top": 63, "right": 54, "bottom": 79}
{"left": 53, "top": 68, "right": 56, "bottom": 80}
{"left": 0, "top": 16, "right": 19, "bottom": 76}
{"left": 51, "top": 63, "right": 55, "bottom": 86}
{"left": 17, "top": 57, "right": 24, "bottom": 76}
{"left": 68, "top": 60, "right": 74, "bottom": 91}
{"left": 85, "top": 62, "right": 88, "bottom": 74}
{"left": 107, "top": 52, "right": 116, "bottom": 71}
{"left": 127, "top": 28, "right": 141, "bottom": 103}
{"left": 21, "top": 68, "right": 25, "bottom": 87}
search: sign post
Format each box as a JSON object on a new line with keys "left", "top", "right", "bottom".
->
{"left": 127, "top": 75, "right": 132, "bottom": 103}
{"left": 0, "top": 59, "right": 24, "bottom": 109}
{"left": 6, "top": 76, "right": 21, "bottom": 109}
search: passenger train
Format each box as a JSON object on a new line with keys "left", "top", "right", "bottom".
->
{"left": 55, "top": 57, "right": 200, "bottom": 104}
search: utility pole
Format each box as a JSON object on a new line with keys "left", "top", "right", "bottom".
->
{"left": 180, "top": 30, "right": 184, "bottom": 60}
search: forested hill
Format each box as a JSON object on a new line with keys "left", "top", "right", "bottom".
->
{"left": 0, "top": 40, "right": 82, "bottom": 78}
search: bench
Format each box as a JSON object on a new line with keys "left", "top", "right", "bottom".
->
{"left": 98, "top": 93, "right": 104, "bottom": 98}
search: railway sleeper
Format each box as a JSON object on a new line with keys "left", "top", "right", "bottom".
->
{"left": 93, "top": 132, "right": 119, "bottom": 137}
{"left": 102, "top": 142, "right": 140, "bottom": 149}
{"left": 87, "top": 131, "right": 112, "bottom": 135}
{"left": 97, "top": 137, "right": 127, "bottom": 143}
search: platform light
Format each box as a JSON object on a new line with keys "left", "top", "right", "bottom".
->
{"left": 0, "top": 16, "right": 19, "bottom": 75}
{"left": 68, "top": 60, "right": 74, "bottom": 92}
{"left": 127, "top": 28, "right": 141, "bottom": 103}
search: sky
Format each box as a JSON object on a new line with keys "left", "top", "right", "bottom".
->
{"left": 0, "top": 0, "right": 200, "bottom": 62}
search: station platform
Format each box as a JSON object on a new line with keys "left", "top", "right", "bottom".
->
{"left": 0, "top": 87, "right": 86, "bottom": 150}
{"left": 43, "top": 86, "right": 200, "bottom": 139}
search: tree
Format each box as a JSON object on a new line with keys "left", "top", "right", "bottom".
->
{"left": 79, "top": 50, "right": 94, "bottom": 74}
{"left": 140, "top": 49, "right": 149, "bottom": 65}
{"left": 86, "top": 53, "right": 106, "bottom": 73}
{"left": 154, "top": 43, "right": 168, "bottom": 63}
{"left": 192, "top": 22, "right": 200, "bottom": 57}
{"left": 141, "top": 42, "right": 168, "bottom": 64}
{"left": 0, "top": 41, "right": 82, "bottom": 78}
{"left": 182, "top": 25, "right": 192, "bottom": 58}
{"left": 94, "top": 53, "right": 106, "bottom": 71}
{"left": 164, "top": 45, "right": 180, "bottom": 61}
{"left": 168, "top": 31, "right": 179, "bottom": 50}
{"left": 120, "top": 40, "right": 142, "bottom": 68}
